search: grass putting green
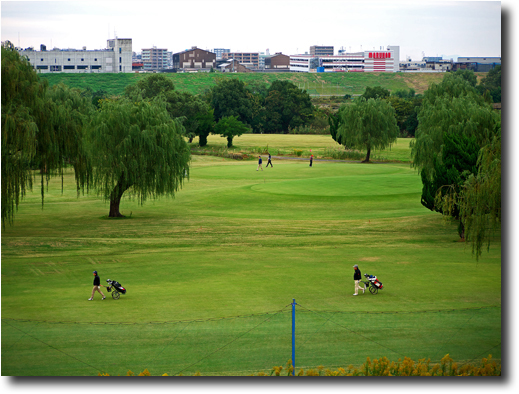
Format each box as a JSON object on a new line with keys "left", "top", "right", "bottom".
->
{"left": 1, "top": 153, "right": 501, "bottom": 376}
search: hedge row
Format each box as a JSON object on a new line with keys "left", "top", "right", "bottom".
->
{"left": 97, "top": 354, "right": 500, "bottom": 376}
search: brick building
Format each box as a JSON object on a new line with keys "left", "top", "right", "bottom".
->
{"left": 265, "top": 53, "right": 290, "bottom": 70}
{"left": 173, "top": 46, "right": 216, "bottom": 70}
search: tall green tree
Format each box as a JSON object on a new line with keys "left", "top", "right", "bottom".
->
{"left": 1, "top": 42, "right": 40, "bottom": 227}
{"left": 84, "top": 97, "right": 190, "bottom": 217}
{"left": 263, "top": 80, "right": 314, "bottom": 133}
{"left": 46, "top": 83, "right": 93, "bottom": 194}
{"left": 336, "top": 98, "right": 399, "bottom": 162}
{"left": 410, "top": 73, "right": 495, "bottom": 180}
{"left": 1, "top": 42, "right": 91, "bottom": 227}
{"left": 411, "top": 72, "right": 501, "bottom": 243}
{"left": 195, "top": 107, "right": 215, "bottom": 147}
{"left": 125, "top": 74, "right": 213, "bottom": 144}
{"left": 387, "top": 96, "right": 414, "bottom": 136}
{"left": 210, "top": 78, "right": 253, "bottom": 126}
{"left": 477, "top": 65, "right": 501, "bottom": 103}
{"left": 457, "top": 129, "right": 501, "bottom": 259}
{"left": 420, "top": 132, "right": 480, "bottom": 238}
{"left": 166, "top": 90, "right": 213, "bottom": 143}
{"left": 214, "top": 115, "right": 250, "bottom": 148}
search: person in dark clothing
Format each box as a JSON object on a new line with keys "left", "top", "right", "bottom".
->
{"left": 353, "top": 264, "right": 366, "bottom": 295}
{"left": 89, "top": 270, "right": 105, "bottom": 300}
{"left": 266, "top": 153, "right": 273, "bottom": 168}
{"left": 257, "top": 155, "right": 263, "bottom": 171}
{"left": 309, "top": 154, "right": 313, "bottom": 167}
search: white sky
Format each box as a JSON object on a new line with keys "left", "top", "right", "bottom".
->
{"left": 1, "top": 0, "right": 503, "bottom": 61}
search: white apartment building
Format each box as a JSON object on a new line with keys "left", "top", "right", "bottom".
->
{"left": 290, "top": 46, "right": 400, "bottom": 73}
{"left": 18, "top": 38, "right": 133, "bottom": 73}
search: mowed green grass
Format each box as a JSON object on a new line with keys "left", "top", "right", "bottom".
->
{"left": 40, "top": 71, "right": 451, "bottom": 97}
{"left": 1, "top": 151, "right": 501, "bottom": 376}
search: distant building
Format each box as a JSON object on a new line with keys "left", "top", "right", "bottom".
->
{"left": 218, "top": 59, "right": 253, "bottom": 73}
{"left": 213, "top": 48, "right": 230, "bottom": 59}
{"left": 454, "top": 57, "right": 501, "bottom": 72}
{"left": 173, "top": 46, "right": 216, "bottom": 71}
{"left": 399, "top": 59, "right": 426, "bottom": 71}
{"left": 290, "top": 46, "right": 399, "bottom": 73}
{"left": 132, "top": 62, "right": 144, "bottom": 72}
{"left": 423, "top": 57, "right": 453, "bottom": 72}
{"left": 17, "top": 38, "right": 133, "bottom": 73}
{"left": 141, "top": 47, "right": 169, "bottom": 71}
{"left": 310, "top": 45, "right": 334, "bottom": 56}
{"left": 222, "top": 52, "right": 259, "bottom": 69}
{"left": 265, "top": 53, "right": 290, "bottom": 70}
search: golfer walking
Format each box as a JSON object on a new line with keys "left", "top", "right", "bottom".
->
{"left": 89, "top": 270, "right": 106, "bottom": 300}
{"left": 353, "top": 264, "right": 366, "bottom": 296}
{"left": 266, "top": 153, "right": 273, "bottom": 168}
{"left": 257, "top": 155, "right": 263, "bottom": 171}
{"left": 309, "top": 154, "right": 313, "bottom": 167}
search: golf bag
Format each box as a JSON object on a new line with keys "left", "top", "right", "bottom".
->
{"left": 366, "top": 274, "right": 383, "bottom": 289}
{"left": 363, "top": 273, "right": 383, "bottom": 294}
{"left": 106, "top": 279, "right": 126, "bottom": 299}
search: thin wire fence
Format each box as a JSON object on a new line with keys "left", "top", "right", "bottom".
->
{"left": 1, "top": 305, "right": 500, "bottom": 376}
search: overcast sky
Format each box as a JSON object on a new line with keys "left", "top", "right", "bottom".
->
{"left": 1, "top": 0, "right": 503, "bottom": 61}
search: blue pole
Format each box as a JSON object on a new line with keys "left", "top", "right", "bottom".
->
{"left": 292, "top": 298, "right": 296, "bottom": 376}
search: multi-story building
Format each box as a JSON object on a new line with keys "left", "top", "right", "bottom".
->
{"left": 17, "top": 38, "right": 133, "bottom": 73}
{"left": 213, "top": 48, "right": 230, "bottom": 59}
{"left": 290, "top": 46, "right": 400, "bottom": 73}
{"left": 310, "top": 45, "right": 334, "bottom": 56}
{"left": 172, "top": 46, "right": 216, "bottom": 70}
{"left": 222, "top": 52, "right": 259, "bottom": 69}
{"left": 141, "top": 47, "right": 169, "bottom": 71}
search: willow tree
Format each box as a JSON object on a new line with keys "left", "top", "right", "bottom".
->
{"left": 1, "top": 43, "right": 37, "bottom": 226}
{"left": 336, "top": 97, "right": 399, "bottom": 162}
{"left": 410, "top": 74, "right": 495, "bottom": 180}
{"left": 411, "top": 72, "right": 501, "bottom": 245}
{"left": 46, "top": 83, "right": 93, "bottom": 195}
{"left": 1, "top": 42, "right": 90, "bottom": 227}
{"left": 458, "top": 130, "right": 501, "bottom": 259}
{"left": 84, "top": 96, "right": 190, "bottom": 217}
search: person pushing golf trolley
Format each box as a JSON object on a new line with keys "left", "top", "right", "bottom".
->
{"left": 353, "top": 265, "right": 384, "bottom": 295}
{"left": 88, "top": 271, "right": 106, "bottom": 300}
{"left": 353, "top": 264, "right": 365, "bottom": 295}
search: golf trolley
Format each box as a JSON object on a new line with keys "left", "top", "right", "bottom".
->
{"left": 106, "top": 279, "right": 126, "bottom": 300}
{"left": 362, "top": 273, "right": 383, "bottom": 295}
